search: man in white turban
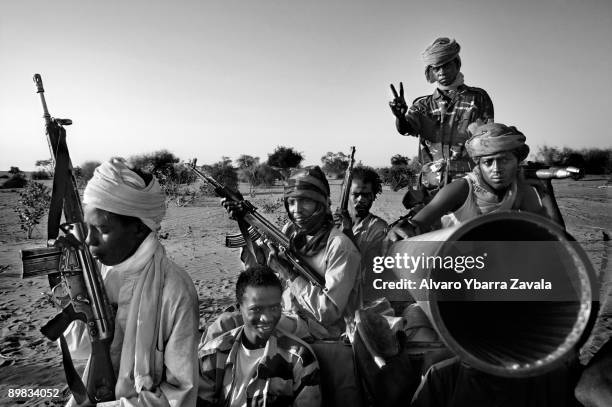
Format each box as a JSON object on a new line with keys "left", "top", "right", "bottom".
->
{"left": 64, "top": 158, "right": 199, "bottom": 407}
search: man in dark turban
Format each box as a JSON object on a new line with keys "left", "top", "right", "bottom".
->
{"left": 389, "top": 37, "right": 494, "bottom": 209}
{"left": 387, "top": 122, "right": 559, "bottom": 240}
{"left": 204, "top": 166, "right": 363, "bottom": 405}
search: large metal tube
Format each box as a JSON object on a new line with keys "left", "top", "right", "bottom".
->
{"left": 386, "top": 211, "right": 597, "bottom": 377}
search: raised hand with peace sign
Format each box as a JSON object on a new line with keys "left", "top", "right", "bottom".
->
{"left": 389, "top": 82, "right": 408, "bottom": 118}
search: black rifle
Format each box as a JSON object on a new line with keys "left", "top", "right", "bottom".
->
{"left": 338, "top": 146, "right": 356, "bottom": 213}
{"left": 20, "top": 74, "right": 116, "bottom": 404}
{"left": 188, "top": 160, "right": 325, "bottom": 288}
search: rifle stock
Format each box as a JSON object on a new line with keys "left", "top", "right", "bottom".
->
{"left": 188, "top": 160, "right": 326, "bottom": 288}
{"left": 20, "top": 74, "right": 116, "bottom": 403}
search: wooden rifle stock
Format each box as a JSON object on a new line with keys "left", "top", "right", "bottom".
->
{"left": 188, "top": 160, "right": 326, "bottom": 288}
{"left": 20, "top": 74, "right": 116, "bottom": 404}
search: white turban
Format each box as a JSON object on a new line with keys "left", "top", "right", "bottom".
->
{"left": 83, "top": 158, "right": 166, "bottom": 231}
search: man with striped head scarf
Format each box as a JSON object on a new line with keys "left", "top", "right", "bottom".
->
{"left": 64, "top": 158, "right": 199, "bottom": 407}
{"left": 388, "top": 37, "right": 495, "bottom": 209}
{"left": 387, "top": 122, "right": 555, "bottom": 240}
{"left": 212, "top": 166, "right": 361, "bottom": 340}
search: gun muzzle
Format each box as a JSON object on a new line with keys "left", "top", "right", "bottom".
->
{"left": 385, "top": 212, "right": 596, "bottom": 378}
{"left": 534, "top": 166, "right": 583, "bottom": 180}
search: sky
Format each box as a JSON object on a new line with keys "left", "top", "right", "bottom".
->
{"left": 1, "top": 0, "right": 611, "bottom": 171}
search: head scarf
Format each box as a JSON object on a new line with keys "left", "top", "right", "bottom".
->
{"left": 283, "top": 166, "right": 333, "bottom": 256}
{"left": 466, "top": 122, "right": 530, "bottom": 162}
{"left": 284, "top": 165, "right": 330, "bottom": 207}
{"left": 83, "top": 158, "right": 166, "bottom": 231}
{"left": 422, "top": 37, "right": 461, "bottom": 83}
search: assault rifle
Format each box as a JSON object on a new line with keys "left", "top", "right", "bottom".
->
{"left": 338, "top": 146, "right": 356, "bottom": 213}
{"left": 20, "top": 74, "right": 116, "bottom": 404}
{"left": 188, "top": 160, "right": 325, "bottom": 288}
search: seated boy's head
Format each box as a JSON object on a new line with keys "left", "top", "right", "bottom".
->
{"left": 236, "top": 266, "right": 283, "bottom": 348}
{"left": 82, "top": 158, "right": 166, "bottom": 266}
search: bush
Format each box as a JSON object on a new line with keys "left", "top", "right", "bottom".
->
{"left": 252, "top": 164, "right": 280, "bottom": 187}
{"left": 80, "top": 161, "right": 101, "bottom": 183}
{"left": 14, "top": 181, "right": 51, "bottom": 238}
{"left": 128, "top": 150, "right": 180, "bottom": 184}
{"left": 267, "top": 146, "right": 304, "bottom": 179}
{"left": 2, "top": 173, "right": 28, "bottom": 189}
{"left": 31, "top": 170, "right": 51, "bottom": 180}
{"left": 201, "top": 157, "right": 238, "bottom": 193}
{"left": 35, "top": 159, "right": 54, "bottom": 178}
{"left": 260, "top": 198, "right": 284, "bottom": 213}
{"left": 535, "top": 146, "right": 612, "bottom": 174}
{"left": 321, "top": 151, "right": 350, "bottom": 177}
{"left": 378, "top": 166, "right": 416, "bottom": 191}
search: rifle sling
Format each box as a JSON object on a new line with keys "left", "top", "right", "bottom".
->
{"left": 41, "top": 304, "right": 89, "bottom": 403}
{"left": 59, "top": 334, "right": 89, "bottom": 404}
{"left": 48, "top": 123, "right": 70, "bottom": 240}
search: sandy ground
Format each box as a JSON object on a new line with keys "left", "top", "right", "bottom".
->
{"left": 0, "top": 177, "right": 610, "bottom": 406}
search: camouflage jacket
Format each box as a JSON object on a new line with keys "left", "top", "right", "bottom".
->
{"left": 401, "top": 85, "right": 494, "bottom": 187}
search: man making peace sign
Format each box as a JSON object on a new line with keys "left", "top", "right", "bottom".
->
{"left": 389, "top": 37, "right": 494, "bottom": 205}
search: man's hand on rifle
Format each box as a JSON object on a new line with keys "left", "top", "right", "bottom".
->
{"left": 263, "top": 239, "right": 297, "bottom": 282}
{"left": 221, "top": 198, "right": 246, "bottom": 220}
{"left": 333, "top": 208, "right": 353, "bottom": 233}
{"left": 389, "top": 82, "right": 408, "bottom": 118}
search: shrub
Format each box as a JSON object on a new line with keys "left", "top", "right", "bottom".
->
{"left": 200, "top": 157, "right": 238, "bottom": 193}
{"left": 14, "top": 181, "right": 51, "bottom": 238}
{"left": 128, "top": 150, "right": 180, "bottom": 184}
{"left": 267, "top": 146, "right": 304, "bottom": 179}
{"left": 378, "top": 166, "right": 416, "bottom": 191}
{"left": 321, "top": 151, "right": 350, "bottom": 177}
{"left": 35, "top": 159, "right": 54, "bottom": 178}
{"left": 260, "top": 198, "right": 284, "bottom": 213}
{"left": 534, "top": 146, "right": 612, "bottom": 174}
{"left": 80, "top": 161, "right": 101, "bottom": 183}
{"left": 2, "top": 173, "right": 28, "bottom": 189}
{"left": 31, "top": 170, "right": 51, "bottom": 180}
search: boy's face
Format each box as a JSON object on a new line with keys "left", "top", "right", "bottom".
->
{"left": 239, "top": 285, "right": 282, "bottom": 348}
{"left": 350, "top": 179, "right": 374, "bottom": 218}
{"left": 84, "top": 207, "right": 145, "bottom": 266}
{"left": 478, "top": 151, "right": 519, "bottom": 191}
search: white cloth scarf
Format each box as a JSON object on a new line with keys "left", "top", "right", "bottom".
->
{"left": 83, "top": 158, "right": 166, "bottom": 231}
{"left": 103, "top": 232, "right": 166, "bottom": 394}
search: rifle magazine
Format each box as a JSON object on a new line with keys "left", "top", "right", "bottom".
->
{"left": 225, "top": 227, "right": 261, "bottom": 248}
